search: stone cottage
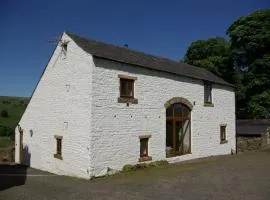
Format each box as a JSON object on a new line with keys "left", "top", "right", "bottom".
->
{"left": 15, "top": 32, "right": 236, "bottom": 179}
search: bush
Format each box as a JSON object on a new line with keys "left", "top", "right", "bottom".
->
{"left": 1, "top": 110, "right": 9, "bottom": 118}
{"left": 2, "top": 100, "right": 11, "bottom": 105}
{"left": 0, "top": 125, "right": 13, "bottom": 137}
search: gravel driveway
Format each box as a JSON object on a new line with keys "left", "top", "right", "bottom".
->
{"left": 0, "top": 152, "right": 270, "bottom": 200}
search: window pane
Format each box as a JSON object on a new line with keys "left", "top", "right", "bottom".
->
{"left": 57, "top": 139, "right": 62, "bottom": 155}
{"left": 166, "top": 106, "right": 173, "bottom": 117}
{"left": 182, "top": 105, "right": 190, "bottom": 117}
{"left": 127, "top": 81, "right": 133, "bottom": 97}
{"left": 120, "top": 79, "right": 134, "bottom": 97}
{"left": 204, "top": 82, "right": 212, "bottom": 103}
{"left": 174, "top": 103, "right": 182, "bottom": 117}
{"left": 220, "top": 126, "right": 226, "bottom": 140}
{"left": 120, "top": 80, "right": 127, "bottom": 96}
{"left": 140, "top": 138, "right": 148, "bottom": 157}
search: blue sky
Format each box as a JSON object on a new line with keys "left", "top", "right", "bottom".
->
{"left": 0, "top": 0, "right": 269, "bottom": 97}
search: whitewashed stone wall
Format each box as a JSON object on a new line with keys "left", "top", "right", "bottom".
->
{"left": 15, "top": 33, "right": 93, "bottom": 179}
{"left": 91, "top": 58, "right": 236, "bottom": 177}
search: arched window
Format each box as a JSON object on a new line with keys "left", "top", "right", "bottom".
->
{"left": 166, "top": 103, "right": 191, "bottom": 157}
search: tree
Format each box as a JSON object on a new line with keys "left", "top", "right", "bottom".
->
{"left": 183, "top": 9, "right": 270, "bottom": 119}
{"left": 227, "top": 9, "right": 270, "bottom": 118}
{"left": 1, "top": 110, "right": 9, "bottom": 118}
{"left": 184, "top": 37, "right": 233, "bottom": 82}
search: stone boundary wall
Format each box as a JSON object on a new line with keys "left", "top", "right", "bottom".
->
{"left": 237, "top": 133, "right": 269, "bottom": 153}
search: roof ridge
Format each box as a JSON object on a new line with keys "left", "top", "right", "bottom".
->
{"left": 66, "top": 31, "right": 180, "bottom": 63}
{"left": 65, "top": 32, "right": 233, "bottom": 87}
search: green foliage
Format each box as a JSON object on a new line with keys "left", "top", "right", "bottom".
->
{"left": 122, "top": 160, "right": 169, "bottom": 172}
{"left": 184, "top": 37, "right": 233, "bottom": 81}
{"left": 184, "top": 9, "right": 270, "bottom": 119}
{"left": 1, "top": 109, "right": 9, "bottom": 118}
{"left": 227, "top": 9, "right": 270, "bottom": 118}
{"left": 0, "top": 125, "right": 13, "bottom": 137}
{"left": 0, "top": 136, "right": 12, "bottom": 148}
{"left": 0, "top": 96, "right": 29, "bottom": 139}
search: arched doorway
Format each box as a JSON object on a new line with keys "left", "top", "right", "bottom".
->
{"left": 166, "top": 103, "right": 191, "bottom": 157}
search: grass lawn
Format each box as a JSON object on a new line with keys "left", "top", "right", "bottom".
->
{"left": 0, "top": 136, "right": 12, "bottom": 148}
{"left": 0, "top": 96, "right": 29, "bottom": 136}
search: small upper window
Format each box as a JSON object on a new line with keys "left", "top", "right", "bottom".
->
{"left": 120, "top": 78, "right": 134, "bottom": 98}
{"left": 204, "top": 82, "right": 212, "bottom": 104}
{"left": 220, "top": 125, "right": 227, "bottom": 143}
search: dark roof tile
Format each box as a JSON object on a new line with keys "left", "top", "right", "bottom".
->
{"left": 66, "top": 32, "right": 233, "bottom": 87}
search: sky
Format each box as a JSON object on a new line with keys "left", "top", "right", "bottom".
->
{"left": 0, "top": 0, "right": 269, "bottom": 97}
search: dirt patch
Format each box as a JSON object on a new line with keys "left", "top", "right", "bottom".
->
{"left": 0, "top": 145, "right": 15, "bottom": 164}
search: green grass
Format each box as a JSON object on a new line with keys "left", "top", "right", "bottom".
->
{"left": 0, "top": 136, "right": 12, "bottom": 148}
{"left": 0, "top": 96, "right": 29, "bottom": 137}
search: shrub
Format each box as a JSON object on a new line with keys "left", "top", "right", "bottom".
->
{"left": 0, "top": 126, "right": 7, "bottom": 137}
{"left": 2, "top": 100, "right": 11, "bottom": 105}
{"left": 1, "top": 110, "right": 9, "bottom": 118}
{"left": 122, "top": 164, "right": 135, "bottom": 172}
{"left": 0, "top": 126, "right": 13, "bottom": 137}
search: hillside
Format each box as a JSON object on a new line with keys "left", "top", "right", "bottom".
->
{"left": 0, "top": 96, "right": 29, "bottom": 137}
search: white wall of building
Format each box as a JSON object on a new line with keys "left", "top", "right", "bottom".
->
{"left": 91, "top": 58, "right": 236, "bottom": 177}
{"left": 15, "top": 33, "right": 93, "bottom": 179}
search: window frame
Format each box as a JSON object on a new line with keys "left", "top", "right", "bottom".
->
{"left": 138, "top": 135, "right": 152, "bottom": 162}
{"left": 204, "top": 81, "right": 213, "bottom": 106}
{"left": 54, "top": 135, "right": 63, "bottom": 160}
{"left": 118, "top": 74, "right": 138, "bottom": 104}
{"left": 220, "top": 125, "right": 228, "bottom": 144}
{"left": 120, "top": 78, "right": 134, "bottom": 99}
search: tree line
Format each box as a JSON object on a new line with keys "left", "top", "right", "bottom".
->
{"left": 183, "top": 9, "right": 270, "bottom": 119}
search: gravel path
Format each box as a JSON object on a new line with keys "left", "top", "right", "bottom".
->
{"left": 0, "top": 152, "right": 270, "bottom": 200}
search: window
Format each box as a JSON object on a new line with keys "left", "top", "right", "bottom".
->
{"left": 120, "top": 78, "right": 134, "bottom": 98}
{"left": 139, "top": 135, "right": 152, "bottom": 162}
{"left": 54, "top": 135, "right": 63, "bottom": 159}
{"left": 118, "top": 75, "right": 138, "bottom": 104}
{"left": 220, "top": 125, "right": 227, "bottom": 144}
{"left": 166, "top": 103, "right": 191, "bottom": 157}
{"left": 204, "top": 82, "right": 212, "bottom": 104}
{"left": 140, "top": 138, "right": 148, "bottom": 157}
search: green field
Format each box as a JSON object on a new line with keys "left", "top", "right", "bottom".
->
{"left": 0, "top": 96, "right": 29, "bottom": 138}
{"left": 0, "top": 136, "right": 13, "bottom": 148}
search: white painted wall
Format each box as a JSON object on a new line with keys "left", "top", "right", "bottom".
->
{"left": 15, "top": 33, "right": 93, "bottom": 179}
{"left": 91, "top": 58, "right": 236, "bottom": 177}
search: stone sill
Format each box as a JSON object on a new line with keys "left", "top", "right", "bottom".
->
{"left": 118, "top": 97, "right": 138, "bottom": 104}
{"left": 138, "top": 156, "right": 152, "bottom": 162}
{"left": 54, "top": 154, "right": 63, "bottom": 160}
{"left": 204, "top": 102, "right": 214, "bottom": 107}
{"left": 220, "top": 140, "right": 228, "bottom": 144}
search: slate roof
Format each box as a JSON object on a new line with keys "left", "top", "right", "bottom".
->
{"left": 236, "top": 120, "right": 270, "bottom": 136}
{"left": 66, "top": 32, "right": 233, "bottom": 87}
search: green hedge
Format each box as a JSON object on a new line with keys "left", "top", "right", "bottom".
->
{"left": 0, "top": 125, "right": 14, "bottom": 137}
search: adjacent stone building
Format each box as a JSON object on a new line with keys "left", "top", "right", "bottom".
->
{"left": 15, "top": 32, "right": 236, "bottom": 179}
{"left": 236, "top": 119, "right": 270, "bottom": 153}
